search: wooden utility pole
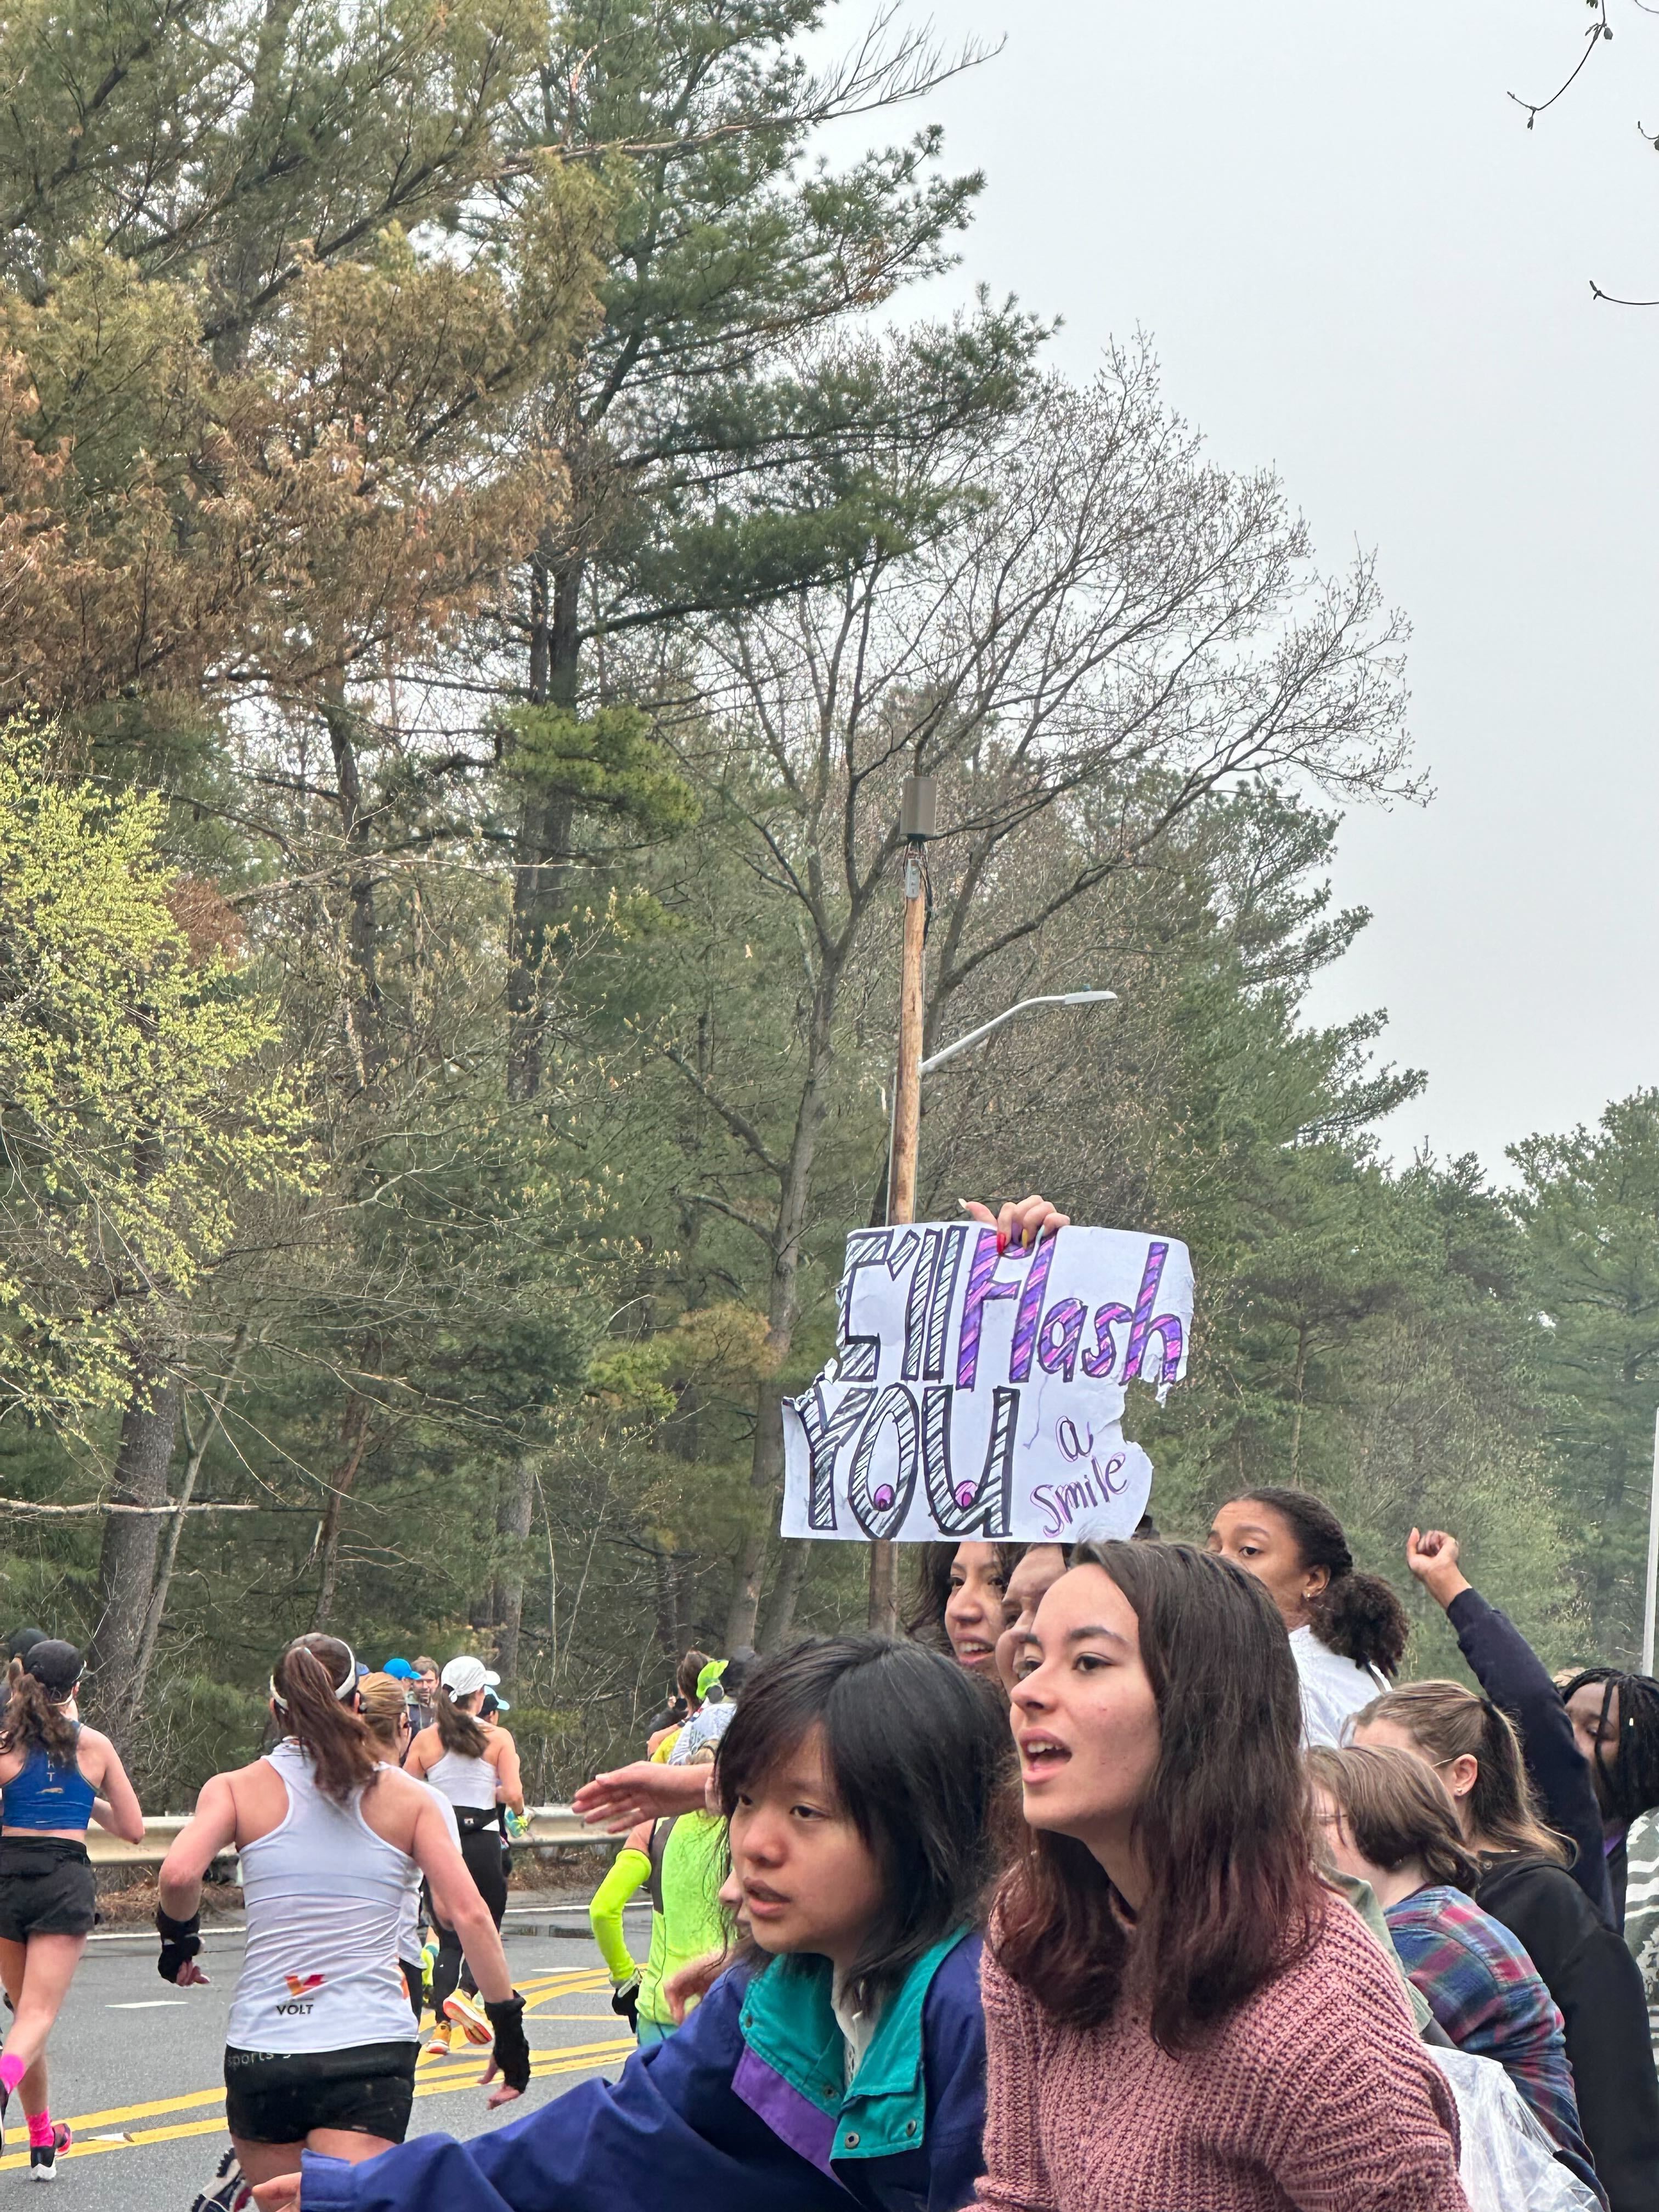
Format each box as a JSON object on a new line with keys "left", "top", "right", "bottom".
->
{"left": 869, "top": 776, "right": 935, "bottom": 1634}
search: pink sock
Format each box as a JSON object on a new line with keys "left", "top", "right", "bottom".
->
{"left": 0, "top": 2052, "right": 25, "bottom": 2096}
{"left": 25, "top": 2112, "right": 52, "bottom": 2148}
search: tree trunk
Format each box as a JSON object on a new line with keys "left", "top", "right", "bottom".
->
{"left": 1288, "top": 1318, "right": 1311, "bottom": 1485}
{"left": 758, "top": 1539, "right": 808, "bottom": 1652}
{"left": 312, "top": 1390, "right": 375, "bottom": 1630}
{"left": 490, "top": 1454, "right": 536, "bottom": 1683}
{"left": 87, "top": 1367, "right": 183, "bottom": 1736}
{"left": 507, "top": 551, "right": 582, "bottom": 1103}
{"left": 724, "top": 968, "right": 839, "bottom": 1650}
{"left": 130, "top": 1333, "right": 246, "bottom": 1715}
{"left": 653, "top": 1550, "right": 678, "bottom": 1663}
{"left": 321, "top": 677, "right": 381, "bottom": 1084}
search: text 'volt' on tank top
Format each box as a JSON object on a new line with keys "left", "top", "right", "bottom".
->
{"left": 1, "top": 1731, "right": 95, "bottom": 1831}
{"left": 425, "top": 1744, "right": 497, "bottom": 1814}
{"left": 226, "top": 1739, "right": 417, "bottom": 2053}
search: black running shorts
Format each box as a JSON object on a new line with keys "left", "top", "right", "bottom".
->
{"left": 223, "top": 2041, "right": 417, "bottom": 2146}
{"left": 0, "top": 1838, "right": 97, "bottom": 1941}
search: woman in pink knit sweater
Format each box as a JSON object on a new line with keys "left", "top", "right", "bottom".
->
{"left": 979, "top": 1538, "right": 1469, "bottom": 2212}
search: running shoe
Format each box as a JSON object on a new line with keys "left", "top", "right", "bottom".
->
{"left": 188, "top": 2144, "right": 252, "bottom": 2212}
{"left": 421, "top": 2018, "right": 454, "bottom": 2058}
{"left": 28, "top": 2121, "right": 71, "bottom": 2181}
{"left": 443, "top": 1987, "right": 493, "bottom": 2046}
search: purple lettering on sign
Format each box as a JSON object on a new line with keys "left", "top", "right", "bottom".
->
{"left": 1081, "top": 1301, "right": 1132, "bottom": 1380}
{"left": 955, "top": 1230, "right": 1022, "bottom": 1390}
{"left": 1008, "top": 1235, "right": 1057, "bottom": 1384}
{"left": 1035, "top": 1297, "right": 1087, "bottom": 1383}
{"left": 1121, "top": 1243, "right": 1185, "bottom": 1384}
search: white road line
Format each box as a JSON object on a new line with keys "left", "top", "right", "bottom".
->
{"left": 107, "top": 2000, "right": 188, "bottom": 2010}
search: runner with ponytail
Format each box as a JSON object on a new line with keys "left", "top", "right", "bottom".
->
{"left": 404, "top": 1657, "right": 523, "bottom": 2053}
{"left": 159, "top": 1635, "right": 532, "bottom": 2210}
{"left": 0, "top": 1639, "right": 144, "bottom": 2174}
{"left": 356, "top": 1675, "right": 460, "bottom": 2029}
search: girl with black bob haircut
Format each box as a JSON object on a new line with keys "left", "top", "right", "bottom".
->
{"left": 715, "top": 1630, "right": 1006, "bottom": 2011}
{"left": 1207, "top": 1485, "right": 1409, "bottom": 1746}
{"left": 258, "top": 1633, "right": 1008, "bottom": 2212}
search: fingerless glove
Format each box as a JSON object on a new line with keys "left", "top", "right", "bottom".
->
{"left": 156, "top": 1905, "right": 202, "bottom": 1984}
{"left": 486, "top": 1992, "right": 532, "bottom": 2094}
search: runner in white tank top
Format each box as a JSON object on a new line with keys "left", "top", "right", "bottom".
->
{"left": 404, "top": 1656, "right": 524, "bottom": 2056}
{"left": 156, "top": 1634, "right": 531, "bottom": 2205}
{"left": 226, "top": 1739, "right": 416, "bottom": 2054}
{"left": 355, "top": 1673, "right": 460, "bottom": 2027}
{"left": 424, "top": 1745, "right": 499, "bottom": 1812}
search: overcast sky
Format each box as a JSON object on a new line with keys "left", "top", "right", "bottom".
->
{"left": 853, "top": 0, "right": 1656, "bottom": 1176}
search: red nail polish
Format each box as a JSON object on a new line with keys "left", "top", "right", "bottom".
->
{"left": 996, "top": 1231, "right": 1007, "bottom": 1255}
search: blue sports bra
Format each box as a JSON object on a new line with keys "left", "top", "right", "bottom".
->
{"left": 2, "top": 1731, "right": 95, "bottom": 1831}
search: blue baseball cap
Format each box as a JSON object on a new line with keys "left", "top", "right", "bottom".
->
{"left": 382, "top": 1658, "right": 419, "bottom": 1680}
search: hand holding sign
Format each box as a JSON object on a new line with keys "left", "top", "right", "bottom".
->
{"left": 962, "top": 1192, "right": 1071, "bottom": 1251}
{"left": 782, "top": 1220, "right": 1192, "bottom": 1545}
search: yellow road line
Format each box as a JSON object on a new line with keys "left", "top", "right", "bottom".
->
{"left": 0, "top": 2040, "right": 634, "bottom": 2172}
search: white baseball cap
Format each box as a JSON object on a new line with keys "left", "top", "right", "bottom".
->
{"left": 441, "top": 1656, "right": 501, "bottom": 1697}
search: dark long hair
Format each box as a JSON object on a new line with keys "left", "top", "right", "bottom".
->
{"left": 1233, "top": 1487, "right": 1408, "bottom": 1676}
{"left": 993, "top": 1541, "right": 1324, "bottom": 2052}
{"left": 1561, "top": 1667, "right": 1659, "bottom": 1824}
{"left": 0, "top": 1660, "right": 78, "bottom": 1764}
{"left": 1355, "top": 1680, "right": 1570, "bottom": 1864}
{"left": 717, "top": 1634, "right": 1009, "bottom": 2012}
{"left": 435, "top": 1686, "right": 489, "bottom": 1758}
{"left": 901, "top": 1542, "right": 1024, "bottom": 1647}
{"left": 272, "top": 1634, "right": 379, "bottom": 1805}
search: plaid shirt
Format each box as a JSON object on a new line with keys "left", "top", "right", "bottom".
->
{"left": 1386, "top": 1885, "right": 1595, "bottom": 2178}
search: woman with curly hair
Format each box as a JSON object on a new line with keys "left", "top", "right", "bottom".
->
{"left": 1207, "top": 1488, "right": 1408, "bottom": 1747}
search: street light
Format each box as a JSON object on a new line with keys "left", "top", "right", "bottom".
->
{"left": 867, "top": 770, "right": 1116, "bottom": 1632}
{"left": 921, "top": 990, "right": 1118, "bottom": 1075}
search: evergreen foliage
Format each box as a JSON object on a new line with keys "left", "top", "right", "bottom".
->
{"left": 0, "top": 0, "right": 1640, "bottom": 1803}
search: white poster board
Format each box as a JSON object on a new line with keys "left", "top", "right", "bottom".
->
{"left": 781, "top": 1222, "right": 1193, "bottom": 1544}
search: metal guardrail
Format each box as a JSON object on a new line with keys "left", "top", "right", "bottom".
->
{"left": 86, "top": 1804, "right": 605, "bottom": 1868}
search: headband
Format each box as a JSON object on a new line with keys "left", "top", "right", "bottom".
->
{"left": 269, "top": 1642, "right": 357, "bottom": 1711}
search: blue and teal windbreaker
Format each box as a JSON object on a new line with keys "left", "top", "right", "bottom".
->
{"left": 301, "top": 1931, "right": 986, "bottom": 2212}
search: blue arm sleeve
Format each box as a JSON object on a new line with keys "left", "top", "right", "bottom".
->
{"left": 1447, "top": 1587, "right": 1615, "bottom": 1927}
{"left": 917, "top": 1936, "right": 989, "bottom": 2212}
{"left": 301, "top": 1976, "right": 849, "bottom": 2212}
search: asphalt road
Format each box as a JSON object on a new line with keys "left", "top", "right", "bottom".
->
{"left": 5, "top": 1900, "right": 649, "bottom": 2209}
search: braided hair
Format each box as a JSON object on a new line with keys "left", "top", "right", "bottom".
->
{"left": 1562, "top": 1667, "right": 1659, "bottom": 1825}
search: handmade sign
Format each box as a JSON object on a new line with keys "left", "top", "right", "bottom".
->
{"left": 781, "top": 1223, "right": 1193, "bottom": 1544}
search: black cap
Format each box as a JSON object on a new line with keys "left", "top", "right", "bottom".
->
{"left": 21, "top": 1640, "right": 81, "bottom": 1697}
{"left": 5, "top": 1627, "right": 46, "bottom": 1664}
